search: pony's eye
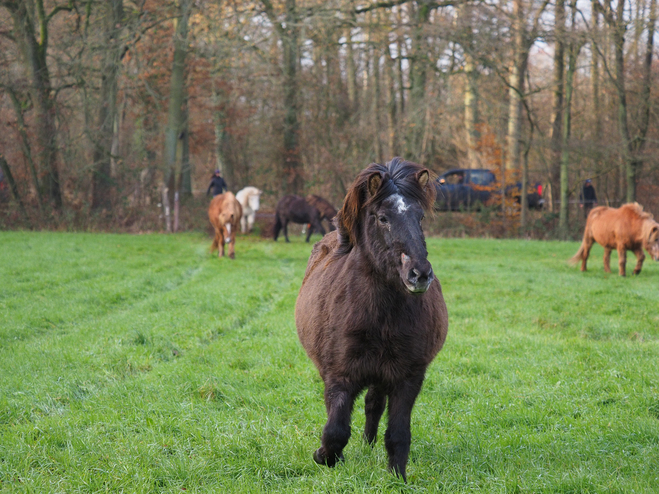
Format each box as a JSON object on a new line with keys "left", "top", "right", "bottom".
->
{"left": 378, "top": 215, "right": 388, "bottom": 224}
{"left": 420, "top": 215, "right": 425, "bottom": 222}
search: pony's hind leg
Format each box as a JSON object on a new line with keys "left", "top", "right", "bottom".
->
{"left": 314, "top": 381, "right": 358, "bottom": 467}
{"left": 385, "top": 376, "right": 424, "bottom": 483}
{"left": 632, "top": 247, "right": 645, "bottom": 275}
{"left": 363, "top": 386, "right": 387, "bottom": 445}
{"left": 581, "top": 238, "right": 594, "bottom": 272}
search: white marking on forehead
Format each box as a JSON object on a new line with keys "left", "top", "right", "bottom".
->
{"left": 391, "top": 194, "right": 408, "bottom": 214}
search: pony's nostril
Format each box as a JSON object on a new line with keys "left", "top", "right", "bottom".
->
{"left": 408, "top": 269, "right": 420, "bottom": 283}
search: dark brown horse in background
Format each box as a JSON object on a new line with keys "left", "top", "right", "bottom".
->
{"left": 273, "top": 194, "right": 326, "bottom": 242}
{"left": 295, "top": 158, "right": 449, "bottom": 481}
{"left": 570, "top": 202, "right": 659, "bottom": 276}
{"left": 306, "top": 194, "right": 338, "bottom": 233}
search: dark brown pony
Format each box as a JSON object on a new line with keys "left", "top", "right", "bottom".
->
{"left": 208, "top": 192, "right": 242, "bottom": 259}
{"left": 273, "top": 194, "right": 326, "bottom": 242}
{"left": 570, "top": 202, "right": 659, "bottom": 276}
{"left": 295, "top": 158, "right": 449, "bottom": 481}
{"left": 306, "top": 194, "right": 338, "bottom": 232}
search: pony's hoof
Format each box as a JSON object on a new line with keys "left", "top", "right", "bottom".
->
{"left": 229, "top": 253, "right": 235, "bottom": 260}
{"left": 313, "top": 448, "right": 344, "bottom": 467}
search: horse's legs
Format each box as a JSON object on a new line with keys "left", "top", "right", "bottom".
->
{"left": 580, "top": 238, "right": 594, "bottom": 272}
{"left": 210, "top": 230, "right": 219, "bottom": 255}
{"left": 247, "top": 213, "right": 255, "bottom": 233}
{"left": 218, "top": 232, "right": 225, "bottom": 257}
{"left": 632, "top": 247, "right": 645, "bottom": 275}
{"left": 603, "top": 248, "right": 612, "bottom": 273}
{"left": 314, "top": 381, "right": 358, "bottom": 467}
{"left": 617, "top": 246, "right": 627, "bottom": 276}
{"left": 240, "top": 215, "right": 247, "bottom": 234}
{"left": 363, "top": 386, "right": 387, "bottom": 445}
{"left": 385, "top": 376, "right": 424, "bottom": 482}
{"left": 283, "top": 219, "right": 290, "bottom": 243}
{"left": 228, "top": 230, "right": 236, "bottom": 259}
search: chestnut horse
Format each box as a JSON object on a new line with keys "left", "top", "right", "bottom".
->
{"left": 295, "top": 158, "right": 449, "bottom": 481}
{"left": 273, "top": 194, "right": 326, "bottom": 242}
{"left": 305, "top": 194, "right": 338, "bottom": 233}
{"left": 570, "top": 202, "right": 659, "bottom": 276}
{"left": 208, "top": 192, "right": 242, "bottom": 259}
{"left": 236, "top": 186, "right": 262, "bottom": 233}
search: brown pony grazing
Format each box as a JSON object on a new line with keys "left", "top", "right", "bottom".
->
{"left": 273, "top": 194, "right": 326, "bottom": 242}
{"left": 305, "top": 194, "right": 338, "bottom": 232}
{"left": 570, "top": 202, "right": 659, "bottom": 276}
{"left": 295, "top": 158, "right": 449, "bottom": 482}
{"left": 208, "top": 192, "right": 243, "bottom": 259}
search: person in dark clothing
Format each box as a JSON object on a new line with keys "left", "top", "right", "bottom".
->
{"left": 207, "top": 170, "right": 228, "bottom": 197}
{"left": 579, "top": 179, "right": 598, "bottom": 218}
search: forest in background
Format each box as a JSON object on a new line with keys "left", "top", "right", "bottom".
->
{"left": 1, "top": 0, "right": 658, "bottom": 237}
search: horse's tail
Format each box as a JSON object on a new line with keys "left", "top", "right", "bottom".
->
{"left": 569, "top": 221, "right": 592, "bottom": 266}
{"left": 272, "top": 213, "right": 282, "bottom": 240}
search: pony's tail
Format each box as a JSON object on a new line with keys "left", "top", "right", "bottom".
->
{"left": 569, "top": 244, "right": 585, "bottom": 266}
{"left": 272, "top": 213, "right": 282, "bottom": 240}
{"left": 569, "top": 223, "right": 591, "bottom": 266}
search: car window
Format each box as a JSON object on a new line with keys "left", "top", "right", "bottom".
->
{"left": 443, "top": 172, "right": 465, "bottom": 185}
{"left": 470, "top": 171, "right": 494, "bottom": 186}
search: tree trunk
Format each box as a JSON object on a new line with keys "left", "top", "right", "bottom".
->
{"left": 460, "top": 3, "right": 480, "bottom": 169}
{"left": 385, "top": 46, "right": 398, "bottom": 157}
{"left": 163, "top": 0, "right": 192, "bottom": 202}
{"left": 0, "top": 153, "right": 26, "bottom": 213}
{"left": 406, "top": 1, "right": 431, "bottom": 159}
{"left": 91, "top": 0, "right": 124, "bottom": 210}
{"left": 282, "top": 0, "right": 302, "bottom": 194}
{"left": 372, "top": 47, "right": 383, "bottom": 163}
{"left": 7, "top": 88, "right": 41, "bottom": 205}
{"left": 549, "top": 0, "right": 565, "bottom": 211}
{"left": 559, "top": 2, "right": 581, "bottom": 238}
{"left": 505, "top": 0, "right": 528, "bottom": 172}
{"left": 9, "top": 0, "right": 62, "bottom": 208}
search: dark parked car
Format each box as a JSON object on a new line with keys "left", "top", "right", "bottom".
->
{"left": 434, "top": 168, "right": 544, "bottom": 211}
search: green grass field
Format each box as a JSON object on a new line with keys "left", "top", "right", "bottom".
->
{"left": 2, "top": 230, "right": 659, "bottom": 493}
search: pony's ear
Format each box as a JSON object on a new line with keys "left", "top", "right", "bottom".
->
{"left": 416, "top": 170, "right": 429, "bottom": 188}
{"left": 368, "top": 172, "right": 383, "bottom": 198}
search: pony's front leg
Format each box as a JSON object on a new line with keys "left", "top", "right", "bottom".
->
{"left": 218, "top": 233, "right": 225, "bottom": 257}
{"left": 314, "top": 381, "right": 357, "bottom": 467}
{"left": 228, "top": 233, "right": 236, "bottom": 259}
{"left": 603, "top": 248, "right": 612, "bottom": 273}
{"left": 283, "top": 220, "right": 291, "bottom": 243}
{"left": 385, "top": 376, "right": 424, "bottom": 482}
{"left": 632, "top": 247, "right": 645, "bottom": 275}
{"left": 617, "top": 246, "right": 627, "bottom": 276}
{"left": 247, "top": 213, "right": 255, "bottom": 233}
{"left": 364, "top": 386, "right": 387, "bottom": 445}
{"left": 240, "top": 216, "right": 247, "bottom": 234}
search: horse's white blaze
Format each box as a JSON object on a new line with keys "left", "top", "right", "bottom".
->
{"left": 392, "top": 194, "right": 408, "bottom": 214}
{"left": 225, "top": 223, "right": 232, "bottom": 237}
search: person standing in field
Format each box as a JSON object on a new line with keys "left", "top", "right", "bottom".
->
{"left": 579, "top": 179, "right": 598, "bottom": 218}
{"left": 207, "top": 169, "right": 228, "bottom": 197}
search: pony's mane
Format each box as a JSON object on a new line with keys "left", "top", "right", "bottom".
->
{"left": 335, "top": 157, "right": 436, "bottom": 255}
{"left": 623, "top": 202, "right": 654, "bottom": 220}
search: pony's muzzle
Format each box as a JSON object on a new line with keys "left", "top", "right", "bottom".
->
{"left": 406, "top": 267, "right": 434, "bottom": 293}
{"left": 401, "top": 253, "right": 434, "bottom": 293}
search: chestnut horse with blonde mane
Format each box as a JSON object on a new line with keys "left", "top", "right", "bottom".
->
{"left": 570, "top": 202, "right": 659, "bottom": 276}
{"left": 295, "top": 158, "right": 448, "bottom": 481}
{"left": 208, "top": 192, "right": 242, "bottom": 259}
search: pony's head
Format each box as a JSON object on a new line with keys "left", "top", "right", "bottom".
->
{"left": 248, "top": 188, "right": 262, "bottom": 212}
{"left": 218, "top": 193, "right": 239, "bottom": 243}
{"left": 336, "top": 158, "right": 436, "bottom": 293}
{"left": 644, "top": 219, "right": 659, "bottom": 261}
